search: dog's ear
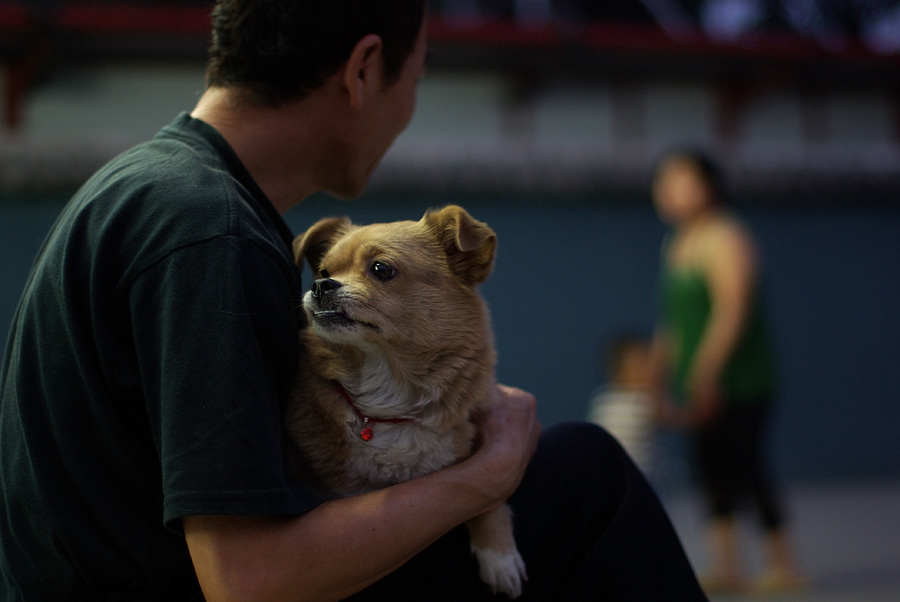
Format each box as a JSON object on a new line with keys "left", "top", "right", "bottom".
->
{"left": 422, "top": 205, "right": 497, "bottom": 285}
{"left": 292, "top": 217, "right": 351, "bottom": 273}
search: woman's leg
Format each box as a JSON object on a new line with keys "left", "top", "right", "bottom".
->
{"left": 694, "top": 409, "right": 745, "bottom": 588}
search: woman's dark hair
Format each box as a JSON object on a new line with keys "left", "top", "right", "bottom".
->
{"left": 206, "top": 0, "right": 427, "bottom": 106}
{"left": 653, "top": 147, "right": 727, "bottom": 203}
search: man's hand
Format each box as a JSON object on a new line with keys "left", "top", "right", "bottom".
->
{"left": 466, "top": 384, "right": 541, "bottom": 508}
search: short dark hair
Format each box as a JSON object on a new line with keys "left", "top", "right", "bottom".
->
{"left": 206, "top": 0, "right": 427, "bottom": 106}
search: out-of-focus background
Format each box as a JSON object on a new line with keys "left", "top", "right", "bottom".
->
{"left": 2, "top": 2, "right": 899, "bottom": 600}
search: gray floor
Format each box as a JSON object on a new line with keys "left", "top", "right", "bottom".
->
{"left": 660, "top": 478, "right": 900, "bottom": 602}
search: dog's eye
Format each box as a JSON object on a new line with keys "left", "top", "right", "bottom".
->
{"left": 370, "top": 261, "right": 396, "bottom": 282}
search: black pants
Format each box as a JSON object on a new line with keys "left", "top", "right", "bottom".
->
{"left": 694, "top": 402, "right": 784, "bottom": 531}
{"left": 348, "top": 422, "right": 707, "bottom": 601}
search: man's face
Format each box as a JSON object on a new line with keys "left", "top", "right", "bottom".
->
{"left": 339, "top": 19, "right": 428, "bottom": 199}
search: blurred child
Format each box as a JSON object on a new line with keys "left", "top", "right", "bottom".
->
{"left": 587, "top": 333, "right": 657, "bottom": 476}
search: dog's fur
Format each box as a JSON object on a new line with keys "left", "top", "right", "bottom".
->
{"left": 285, "top": 205, "right": 526, "bottom": 598}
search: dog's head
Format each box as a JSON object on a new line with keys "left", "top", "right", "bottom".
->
{"left": 293, "top": 205, "right": 496, "bottom": 353}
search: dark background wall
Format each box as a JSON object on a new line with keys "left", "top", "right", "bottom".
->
{"left": 3, "top": 191, "right": 898, "bottom": 485}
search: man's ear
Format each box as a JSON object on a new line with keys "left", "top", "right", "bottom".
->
{"left": 343, "top": 34, "right": 384, "bottom": 111}
{"left": 292, "top": 217, "right": 352, "bottom": 273}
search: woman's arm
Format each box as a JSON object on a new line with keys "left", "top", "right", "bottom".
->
{"left": 184, "top": 385, "right": 540, "bottom": 602}
{"left": 687, "top": 219, "right": 759, "bottom": 425}
{"left": 648, "top": 327, "right": 682, "bottom": 425}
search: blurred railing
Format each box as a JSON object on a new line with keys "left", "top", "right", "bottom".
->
{"left": 3, "top": 2, "right": 899, "bottom": 123}
{"left": 1, "top": 2, "right": 899, "bottom": 200}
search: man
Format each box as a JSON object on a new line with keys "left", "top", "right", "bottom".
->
{"left": 0, "top": 2, "right": 706, "bottom": 600}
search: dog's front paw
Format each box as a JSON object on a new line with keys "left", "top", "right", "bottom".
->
{"left": 472, "top": 546, "right": 527, "bottom": 599}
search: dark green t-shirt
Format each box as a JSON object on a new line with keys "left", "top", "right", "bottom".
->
{"left": 659, "top": 267, "right": 776, "bottom": 405}
{"left": 0, "top": 113, "right": 321, "bottom": 600}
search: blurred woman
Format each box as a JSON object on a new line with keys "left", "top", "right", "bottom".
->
{"left": 649, "top": 148, "right": 806, "bottom": 593}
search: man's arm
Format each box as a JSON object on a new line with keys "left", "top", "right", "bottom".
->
{"left": 184, "top": 385, "right": 540, "bottom": 602}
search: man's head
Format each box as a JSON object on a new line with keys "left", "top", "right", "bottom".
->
{"left": 205, "top": 0, "right": 427, "bottom": 106}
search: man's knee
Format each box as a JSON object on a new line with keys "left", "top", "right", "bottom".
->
{"left": 537, "top": 421, "right": 631, "bottom": 474}
{"left": 513, "top": 421, "right": 631, "bottom": 516}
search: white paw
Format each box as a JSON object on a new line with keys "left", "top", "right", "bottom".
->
{"left": 472, "top": 546, "right": 527, "bottom": 599}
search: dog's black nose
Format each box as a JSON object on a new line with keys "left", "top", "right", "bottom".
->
{"left": 311, "top": 277, "right": 341, "bottom": 301}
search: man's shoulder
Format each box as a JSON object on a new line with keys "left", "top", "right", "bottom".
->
{"left": 83, "top": 115, "right": 266, "bottom": 233}
{"left": 54, "top": 126, "right": 282, "bottom": 283}
{"left": 72, "top": 143, "right": 231, "bottom": 247}
{"left": 96, "top": 119, "right": 231, "bottom": 199}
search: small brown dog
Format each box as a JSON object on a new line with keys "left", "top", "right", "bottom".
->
{"left": 285, "top": 205, "right": 526, "bottom": 598}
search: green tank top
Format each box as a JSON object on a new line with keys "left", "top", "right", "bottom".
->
{"left": 659, "top": 267, "right": 776, "bottom": 405}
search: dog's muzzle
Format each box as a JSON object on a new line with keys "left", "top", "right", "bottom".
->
{"left": 311, "top": 277, "right": 341, "bottom": 303}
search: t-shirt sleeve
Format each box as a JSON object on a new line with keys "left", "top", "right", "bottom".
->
{"left": 130, "top": 235, "right": 321, "bottom": 529}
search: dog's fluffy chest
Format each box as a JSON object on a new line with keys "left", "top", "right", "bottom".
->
{"left": 334, "top": 360, "right": 470, "bottom": 492}
{"left": 285, "top": 350, "right": 478, "bottom": 496}
{"left": 340, "top": 414, "right": 463, "bottom": 493}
